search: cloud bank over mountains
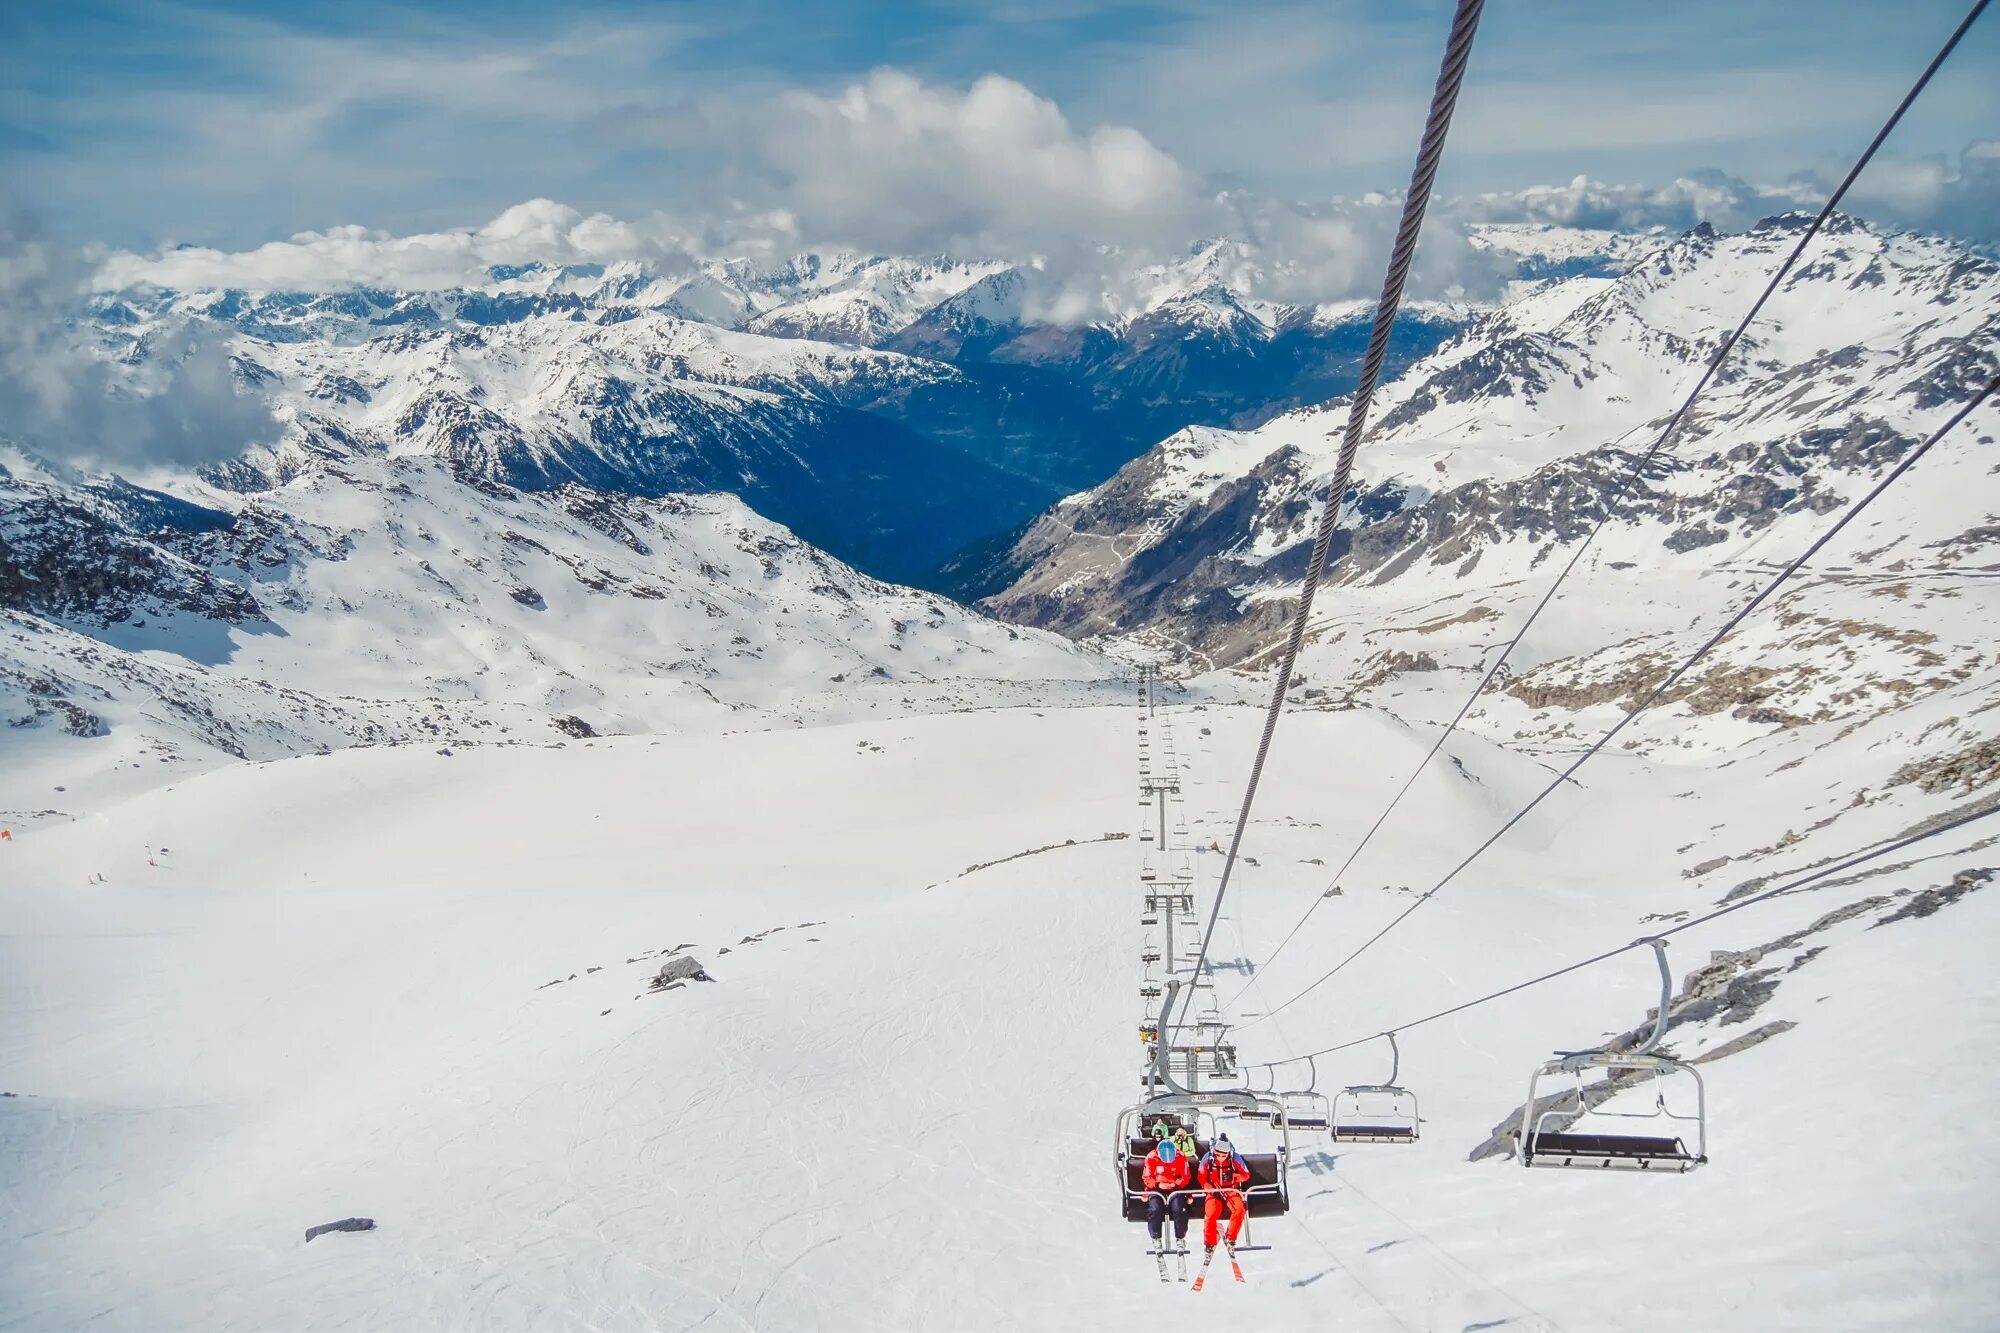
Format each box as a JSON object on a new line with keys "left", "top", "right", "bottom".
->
{"left": 83, "top": 71, "right": 1997, "bottom": 316}
{"left": 0, "top": 207, "right": 279, "bottom": 470}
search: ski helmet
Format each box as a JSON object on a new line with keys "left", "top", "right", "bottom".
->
{"left": 1158, "top": 1139, "right": 1178, "bottom": 1162}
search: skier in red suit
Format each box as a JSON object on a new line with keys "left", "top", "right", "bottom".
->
{"left": 1197, "top": 1134, "right": 1251, "bottom": 1253}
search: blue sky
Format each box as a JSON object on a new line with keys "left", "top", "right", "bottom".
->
{"left": 3, "top": 0, "right": 1995, "bottom": 253}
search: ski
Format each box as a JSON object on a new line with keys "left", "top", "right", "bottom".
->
{"left": 1226, "top": 1240, "right": 1245, "bottom": 1284}
{"left": 1191, "top": 1247, "right": 1216, "bottom": 1292}
{"left": 1176, "top": 1238, "right": 1189, "bottom": 1283}
{"left": 1154, "top": 1238, "right": 1170, "bottom": 1283}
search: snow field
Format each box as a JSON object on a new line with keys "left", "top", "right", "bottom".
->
{"left": 4, "top": 697, "right": 1996, "bottom": 1330}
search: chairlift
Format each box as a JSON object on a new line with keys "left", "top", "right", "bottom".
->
{"left": 1520, "top": 939, "right": 1707, "bottom": 1173}
{"left": 1330, "top": 1032, "right": 1419, "bottom": 1144}
{"left": 1115, "top": 1092, "right": 1291, "bottom": 1226}
{"left": 1255, "top": 1057, "right": 1332, "bottom": 1131}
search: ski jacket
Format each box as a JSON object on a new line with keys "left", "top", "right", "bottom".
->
{"left": 1197, "top": 1150, "right": 1251, "bottom": 1193}
{"left": 1143, "top": 1149, "right": 1193, "bottom": 1193}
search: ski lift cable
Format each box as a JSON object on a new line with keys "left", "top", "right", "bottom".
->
{"left": 1240, "top": 791, "right": 2000, "bottom": 1070}
{"left": 1236, "top": 371, "right": 1999, "bottom": 1032}
{"left": 1163, "top": 0, "right": 1489, "bottom": 1053}
{"left": 1224, "top": 0, "right": 1996, "bottom": 1013}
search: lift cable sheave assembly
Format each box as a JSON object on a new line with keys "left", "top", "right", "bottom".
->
{"left": 1160, "top": 0, "right": 1489, "bottom": 1059}
{"left": 1225, "top": 0, "right": 1999, "bottom": 1018}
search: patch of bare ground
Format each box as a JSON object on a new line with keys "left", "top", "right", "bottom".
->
{"left": 1925, "top": 521, "right": 2000, "bottom": 565}
{"left": 1891, "top": 735, "right": 2000, "bottom": 794}
{"left": 1504, "top": 654, "right": 1824, "bottom": 725}
{"left": 1408, "top": 604, "right": 1498, "bottom": 635}
{"left": 1504, "top": 612, "right": 1969, "bottom": 730}
{"left": 1350, "top": 649, "right": 1441, "bottom": 693}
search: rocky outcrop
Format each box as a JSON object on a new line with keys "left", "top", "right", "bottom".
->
{"left": 0, "top": 470, "right": 265, "bottom": 628}
{"left": 650, "top": 956, "right": 715, "bottom": 990}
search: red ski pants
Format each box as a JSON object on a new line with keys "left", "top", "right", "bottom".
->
{"left": 1202, "top": 1190, "right": 1246, "bottom": 1247}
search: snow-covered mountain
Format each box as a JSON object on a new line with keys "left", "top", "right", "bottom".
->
{"left": 6, "top": 214, "right": 2000, "bottom": 1332}
{"left": 975, "top": 215, "right": 1999, "bottom": 753}
{"left": 202, "top": 312, "right": 1061, "bottom": 583}
{"left": 92, "top": 237, "right": 1501, "bottom": 585}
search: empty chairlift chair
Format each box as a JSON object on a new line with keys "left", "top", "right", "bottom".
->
{"left": 1263, "top": 1057, "right": 1331, "bottom": 1131}
{"left": 1330, "top": 1032, "right": 1420, "bottom": 1144}
{"left": 1520, "top": 939, "right": 1708, "bottom": 1173}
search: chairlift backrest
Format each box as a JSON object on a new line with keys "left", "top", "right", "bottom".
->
{"left": 1330, "top": 1084, "right": 1420, "bottom": 1144}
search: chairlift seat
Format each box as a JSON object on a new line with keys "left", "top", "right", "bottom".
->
{"left": 1520, "top": 1032, "right": 1708, "bottom": 1175}
{"left": 1120, "top": 1149, "right": 1286, "bottom": 1221}
{"left": 1332, "top": 1123, "right": 1416, "bottom": 1143}
{"left": 1524, "top": 1131, "right": 1700, "bottom": 1171}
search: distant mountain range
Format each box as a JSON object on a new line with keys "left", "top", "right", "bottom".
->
{"left": 5, "top": 212, "right": 1994, "bottom": 808}
{"left": 968, "top": 214, "right": 1998, "bottom": 748}
{"left": 89, "top": 233, "right": 1625, "bottom": 584}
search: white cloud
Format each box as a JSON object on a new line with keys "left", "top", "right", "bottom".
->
{"left": 672, "top": 70, "right": 1211, "bottom": 274}
{"left": 1451, "top": 152, "right": 2000, "bottom": 252}
{"left": 1838, "top": 139, "right": 2000, "bottom": 245}
{"left": 96, "top": 200, "right": 689, "bottom": 293}
{"left": 0, "top": 204, "right": 280, "bottom": 469}
{"left": 92, "top": 72, "right": 1500, "bottom": 316}
{"left": 77, "top": 69, "right": 2000, "bottom": 325}
{"left": 1455, "top": 171, "right": 1816, "bottom": 233}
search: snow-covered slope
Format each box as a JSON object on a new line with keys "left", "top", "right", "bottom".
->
{"left": 978, "top": 216, "right": 2000, "bottom": 744}
{"left": 2, "top": 679, "right": 1994, "bottom": 1330}
{"left": 0, "top": 447, "right": 1106, "bottom": 828}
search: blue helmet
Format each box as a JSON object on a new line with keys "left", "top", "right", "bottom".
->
{"left": 1157, "top": 1139, "right": 1179, "bottom": 1162}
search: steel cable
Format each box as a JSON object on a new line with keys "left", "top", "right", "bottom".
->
{"left": 1164, "top": 0, "right": 1488, "bottom": 1050}
{"left": 1240, "top": 792, "right": 2000, "bottom": 1068}
{"left": 1227, "top": 0, "right": 1995, "bottom": 1012}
